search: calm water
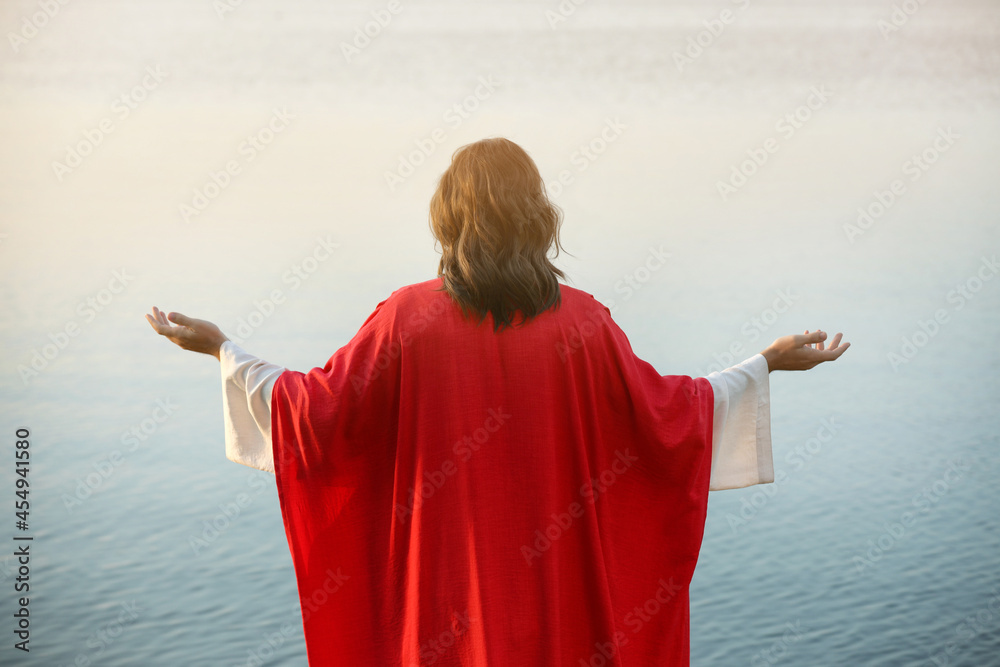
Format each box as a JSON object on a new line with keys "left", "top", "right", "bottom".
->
{"left": 1, "top": 1, "right": 999, "bottom": 665}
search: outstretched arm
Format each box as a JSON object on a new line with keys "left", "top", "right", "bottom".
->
{"left": 704, "top": 329, "right": 849, "bottom": 490}
{"left": 704, "top": 354, "right": 772, "bottom": 490}
{"left": 218, "top": 341, "right": 284, "bottom": 472}
{"left": 145, "top": 306, "right": 283, "bottom": 472}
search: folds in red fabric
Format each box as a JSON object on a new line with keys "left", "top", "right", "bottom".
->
{"left": 271, "top": 276, "right": 713, "bottom": 666}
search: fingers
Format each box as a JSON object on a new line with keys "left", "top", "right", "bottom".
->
{"left": 145, "top": 307, "right": 171, "bottom": 335}
{"left": 146, "top": 306, "right": 172, "bottom": 332}
{"left": 819, "top": 333, "right": 846, "bottom": 353}
{"left": 816, "top": 336, "right": 850, "bottom": 362}
{"left": 829, "top": 339, "right": 850, "bottom": 357}
{"left": 799, "top": 330, "right": 826, "bottom": 348}
{"left": 167, "top": 311, "right": 193, "bottom": 327}
{"left": 146, "top": 306, "right": 193, "bottom": 343}
{"left": 831, "top": 341, "right": 850, "bottom": 357}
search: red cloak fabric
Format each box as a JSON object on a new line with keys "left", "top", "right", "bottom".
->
{"left": 270, "top": 276, "right": 714, "bottom": 666}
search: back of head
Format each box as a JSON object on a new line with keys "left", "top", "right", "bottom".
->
{"left": 429, "top": 137, "right": 566, "bottom": 332}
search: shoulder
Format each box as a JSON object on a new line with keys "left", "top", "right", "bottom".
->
{"left": 379, "top": 277, "right": 449, "bottom": 311}
{"left": 361, "top": 278, "right": 453, "bottom": 329}
{"left": 391, "top": 277, "right": 447, "bottom": 299}
{"left": 557, "top": 282, "right": 611, "bottom": 316}
{"left": 552, "top": 282, "right": 616, "bottom": 334}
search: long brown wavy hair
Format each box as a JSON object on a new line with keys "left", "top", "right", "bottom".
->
{"left": 429, "top": 137, "right": 566, "bottom": 332}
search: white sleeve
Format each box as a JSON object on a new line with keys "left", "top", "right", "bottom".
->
{"left": 702, "top": 353, "right": 774, "bottom": 491}
{"left": 219, "top": 340, "right": 285, "bottom": 473}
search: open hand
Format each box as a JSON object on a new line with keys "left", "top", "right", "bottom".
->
{"left": 145, "top": 306, "right": 229, "bottom": 360}
{"left": 761, "top": 330, "right": 850, "bottom": 372}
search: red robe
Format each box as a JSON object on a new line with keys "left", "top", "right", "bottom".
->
{"left": 270, "top": 276, "right": 714, "bottom": 666}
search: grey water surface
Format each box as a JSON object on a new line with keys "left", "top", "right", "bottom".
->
{"left": 1, "top": 1, "right": 998, "bottom": 665}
